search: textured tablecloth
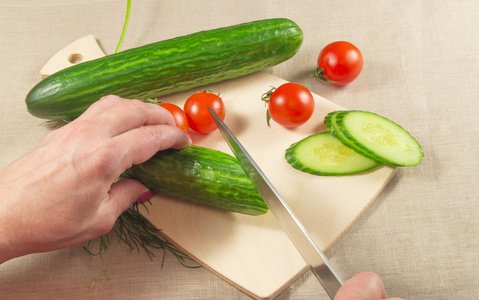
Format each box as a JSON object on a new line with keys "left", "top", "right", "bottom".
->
{"left": 1, "top": 1, "right": 478, "bottom": 299}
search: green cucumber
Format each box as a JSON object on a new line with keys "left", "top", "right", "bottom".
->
{"left": 285, "top": 132, "right": 379, "bottom": 176}
{"left": 332, "top": 110, "right": 424, "bottom": 166}
{"left": 25, "top": 18, "right": 303, "bottom": 120}
{"left": 122, "top": 145, "right": 268, "bottom": 216}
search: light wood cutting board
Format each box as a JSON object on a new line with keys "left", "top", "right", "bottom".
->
{"left": 41, "top": 36, "right": 397, "bottom": 300}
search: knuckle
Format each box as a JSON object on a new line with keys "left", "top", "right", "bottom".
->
{"left": 124, "top": 99, "right": 147, "bottom": 110}
{"left": 89, "top": 142, "right": 118, "bottom": 171}
{"left": 143, "top": 125, "right": 178, "bottom": 149}
{"left": 119, "top": 99, "right": 152, "bottom": 118}
{"left": 140, "top": 125, "right": 164, "bottom": 144}
{"left": 55, "top": 120, "right": 90, "bottom": 142}
{"left": 72, "top": 140, "right": 119, "bottom": 183}
{"left": 93, "top": 95, "right": 128, "bottom": 110}
{"left": 99, "top": 94, "right": 124, "bottom": 103}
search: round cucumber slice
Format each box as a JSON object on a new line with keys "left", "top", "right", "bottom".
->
{"left": 335, "top": 111, "right": 424, "bottom": 166}
{"left": 285, "top": 132, "right": 379, "bottom": 176}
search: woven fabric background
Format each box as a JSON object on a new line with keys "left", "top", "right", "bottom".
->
{"left": 1, "top": 1, "right": 478, "bottom": 299}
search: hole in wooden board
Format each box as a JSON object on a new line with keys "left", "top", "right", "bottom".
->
{"left": 68, "top": 53, "right": 83, "bottom": 64}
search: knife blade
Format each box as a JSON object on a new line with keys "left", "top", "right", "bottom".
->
{"left": 208, "top": 107, "right": 343, "bottom": 299}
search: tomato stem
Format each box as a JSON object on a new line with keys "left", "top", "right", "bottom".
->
{"left": 308, "top": 67, "right": 340, "bottom": 84}
{"left": 144, "top": 98, "right": 161, "bottom": 104}
{"left": 196, "top": 89, "right": 219, "bottom": 96}
{"left": 261, "top": 86, "right": 276, "bottom": 127}
{"left": 261, "top": 86, "right": 276, "bottom": 104}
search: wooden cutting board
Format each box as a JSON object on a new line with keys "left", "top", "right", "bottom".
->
{"left": 41, "top": 36, "right": 397, "bottom": 300}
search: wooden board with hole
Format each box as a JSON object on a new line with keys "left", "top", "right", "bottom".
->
{"left": 40, "top": 36, "right": 397, "bottom": 300}
{"left": 40, "top": 35, "right": 105, "bottom": 79}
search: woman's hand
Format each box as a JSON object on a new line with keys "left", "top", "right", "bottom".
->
{"left": 0, "top": 95, "right": 191, "bottom": 263}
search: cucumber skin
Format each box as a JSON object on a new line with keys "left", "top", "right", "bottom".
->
{"left": 25, "top": 18, "right": 303, "bottom": 120}
{"left": 324, "top": 111, "right": 358, "bottom": 150}
{"left": 285, "top": 132, "right": 379, "bottom": 176}
{"left": 332, "top": 110, "right": 424, "bottom": 166}
{"left": 324, "top": 110, "right": 380, "bottom": 159}
{"left": 122, "top": 145, "right": 268, "bottom": 216}
{"left": 328, "top": 111, "right": 381, "bottom": 162}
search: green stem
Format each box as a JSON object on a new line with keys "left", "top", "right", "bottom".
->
{"left": 261, "top": 86, "right": 276, "bottom": 127}
{"left": 115, "top": 0, "right": 132, "bottom": 53}
{"left": 308, "top": 67, "right": 340, "bottom": 84}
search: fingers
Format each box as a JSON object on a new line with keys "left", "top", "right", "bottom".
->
{"left": 76, "top": 95, "right": 126, "bottom": 120}
{"left": 89, "top": 178, "right": 153, "bottom": 237}
{"left": 334, "top": 272, "right": 389, "bottom": 300}
{"left": 113, "top": 124, "right": 191, "bottom": 168}
{"left": 72, "top": 95, "right": 192, "bottom": 225}
{"left": 76, "top": 94, "right": 191, "bottom": 170}
{"left": 105, "top": 178, "right": 151, "bottom": 216}
{"left": 78, "top": 95, "right": 176, "bottom": 137}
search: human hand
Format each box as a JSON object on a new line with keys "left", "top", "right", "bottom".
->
{"left": 0, "top": 95, "right": 191, "bottom": 263}
{"left": 334, "top": 272, "right": 404, "bottom": 300}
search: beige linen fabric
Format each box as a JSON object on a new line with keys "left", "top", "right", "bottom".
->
{"left": 1, "top": 0, "right": 478, "bottom": 299}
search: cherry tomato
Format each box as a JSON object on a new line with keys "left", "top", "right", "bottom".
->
{"left": 159, "top": 103, "right": 189, "bottom": 133}
{"left": 266, "top": 83, "right": 314, "bottom": 128}
{"left": 184, "top": 92, "right": 225, "bottom": 133}
{"left": 313, "top": 41, "right": 363, "bottom": 86}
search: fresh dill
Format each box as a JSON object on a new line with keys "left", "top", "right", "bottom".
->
{"left": 85, "top": 202, "right": 200, "bottom": 268}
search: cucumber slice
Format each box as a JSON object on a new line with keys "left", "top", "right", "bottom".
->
{"left": 325, "top": 110, "right": 364, "bottom": 153}
{"left": 285, "top": 132, "right": 379, "bottom": 176}
{"left": 334, "top": 110, "right": 423, "bottom": 166}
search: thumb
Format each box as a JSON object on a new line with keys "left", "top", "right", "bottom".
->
{"left": 334, "top": 272, "right": 388, "bottom": 300}
{"left": 107, "top": 178, "right": 152, "bottom": 215}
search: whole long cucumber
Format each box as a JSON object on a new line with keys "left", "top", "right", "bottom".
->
{"left": 122, "top": 145, "right": 269, "bottom": 216}
{"left": 25, "top": 18, "right": 303, "bottom": 120}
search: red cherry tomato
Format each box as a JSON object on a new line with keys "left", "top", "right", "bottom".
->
{"left": 159, "top": 103, "right": 189, "bottom": 133}
{"left": 313, "top": 41, "right": 363, "bottom": 86}
{"left": 266, "top": 83, "right": 314, "bottom": 128}
{"left": 184, "top": 92, "right": 225, "bottom": 133}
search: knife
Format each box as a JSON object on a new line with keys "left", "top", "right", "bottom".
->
{"left": 208, "top": 107, "right": 343, "bottom": 299}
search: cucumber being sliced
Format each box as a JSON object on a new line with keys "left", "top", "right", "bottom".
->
{"left": 333, "top": 110, "right": 424, "bottom": 166}
{"left": 285, "top": 132, "right": 379, "bottom": 176}
{"left": 123, "top": 145, "right": 268, "bottom": 216}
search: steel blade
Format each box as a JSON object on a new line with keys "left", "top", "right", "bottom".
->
{"left": 208, "top": 107, "right": 343, "bottom": 298}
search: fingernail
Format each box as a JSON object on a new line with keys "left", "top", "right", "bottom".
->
{"left": 137, "top": 191, "right": 155, "bottom": 203}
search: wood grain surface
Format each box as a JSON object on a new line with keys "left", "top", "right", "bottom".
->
{"left": 40, "top": 37, "right": 396, "bottom": 299}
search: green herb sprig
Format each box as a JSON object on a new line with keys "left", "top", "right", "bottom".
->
{"left": 85, "top": 202, "right": 200, "bottom": 268}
